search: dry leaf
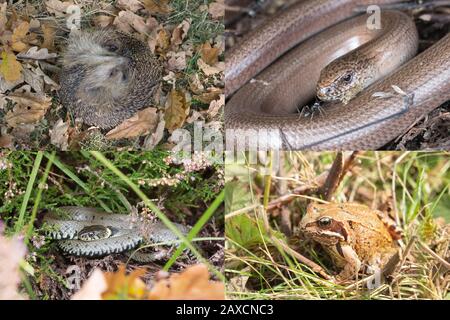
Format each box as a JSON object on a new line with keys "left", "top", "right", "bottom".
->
{"left": 71, "top": 268, "right": 107, "bottom": 300}
{"left": 143, "top": 114, "right": 165, "bottom": 149}
{"left": 0, "top": 232, "right": 27, "bottom": 299}
{"left": 116, "top": 0, "right": 143, "bottom": 12}
{"left": 164, "top": 89, "right": 190, "bottom": 133}
{"left": 142, "top": 0, "right": 172, "bottom": 15}
{"left": 11, "top": 21, "right": 30, "bottom": 52}
{"left": 200, "top": 42, "right": 220, "bottom": 66}
{"left": 189, "top": 74, "right": 205, "bottom": 94}
{"left": 45, "top": 0, "right": 73, "bottom": 17}
{"left": 207, "top": 94, "right": 224, "bottom": 119}
{"left": 105, "top": 107, "right": 159, "bottom": 140}
{"left": 171, "top": 20, "right": 190, "bottom": 47}
{"left": 114, "top": 10, "right": 154, "bottom": 35}
{"left": 102, "top": 265, "right": 148, "bottom": 300}
{"left": 167, "top": 51, "right": 186, "bottom": 71}
{"left": 208, "top": 1, "right": 225, "bottom": 19}
{"left": 0, "top": 134, "right": 13, "bottom": 149}
{"left": 41, "top": 24, "right": 56, "bottom": 50}
{"left": 94, "top": 15, "right": 114, "bottom": 28}
{"left": 0, "top": 52, "right": 23, "bottom": 82}
{"left": 17, "top": 47, "right": 57, "bottom": 60}
{"left": 197, "top": 58, "right": 224, "bottom": 76}
{"left": 148, "top": 264, "right": 225, "bottom": 300}
{"left": 5, "top": 91, "right": 52, "bottom": 127}
{"left": 50, "top": 119, "right": 69, "bottom": 150}
{"left": 156, "top": 28, "right": 170, "bottom": 53}
{"left": 194, "top": 88, "right": 222, "bottom": 104}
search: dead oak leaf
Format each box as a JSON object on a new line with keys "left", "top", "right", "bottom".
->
{"left": 193, "top": 87, "right": 222, "bottom": 104}
{"left": 0, "top": 52, "right": 23, "bottom": 82}
{"left": 17, "top": 46, "right": 57, "bottom": 60}
{"left": 5, "top": 92, "right": 52, "bottom": 127}
{"left": 208, "top": 1, "right": 225, "bottom": 19}
{"left": 114, "top": 10, "right": 154, "bottom": 35}
{"left": 41, "top": 23, "right": 56, "bottom": 50}
{"left": 197, "top": 58, "right": 224, "bottom": 76}
{"left": 45, "top": 0, "right": 74, "bottom": 17}
{"left": 156, "top": 28, "right": 170, "bottom": 53}
{"left": 0, "top": 134, "right": 13, "bottom": 149}
{"left": 207, "top": 94, "right": 224, "bottom": 119}
{"left": 116, "top": 0, "right": 143, "bottom": 12}
{"left": 148, "top": 264, "right": 225, "bottom": 300}
{"left": 11, "top": 21, "right": 30, "bottom": 52}
{"left": 164, "top": 89, "right": 190, "bottom": 133}
{"left": 142, "top": 0, "right": 172, "bottom": 15}
{"left": 143, "top": 114, "right": 165, "bottom": 149}
{"left": 171, "top": 20, "right": 190, "bottom": 47}
{"left": 94, "top": 15, "right": 114, "bottom": 28}
{"left": 102, "top": 265, "right": 148, "bottom": 300}
{"left": 167, "top": 51, "right": 186, "bottom": 71}
{"left": 105, "top": 107, "right": 159, "bottom": 140}
{"left": 50, "top": 119, "right": 69, "bottom": 150}
{"left": 71, "top": 269, "right": 107, "bottom": 300}
{"left": 200, "top": 42, "right": 220, "bottom": 66}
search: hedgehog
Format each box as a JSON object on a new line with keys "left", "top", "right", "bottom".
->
{"left": 59, "top": 29, "right": 163, "bottom": 129}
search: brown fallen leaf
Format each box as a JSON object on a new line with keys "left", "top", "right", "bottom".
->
{"left": 114, "top": 10, "right": 154, "bottom": 35}
{"left": 142, "top": 0, "right": 172, "bottom": 15}
{"left": 50, "top": 119, "right": 69, "bottom": 150}
{"left": 0, "top": 52, "right": 23, "bottom": 82}
{"left": 164, "top": 89, "right": 190, "bottom": 133}
{"left": 189, "top": 74, "right": 205, "bottom": 95}
{"left": 94, "top": 15, "right": 114, "bottom": 28}
{"left": 197, "top": 58, "right": 224, "bottom": 76}
{"left": 167, "top": 51, "right": 186, "bottom": 71}
{"left": 143, "top": 114, "right": 165, "bottom": 149}
{"left": 0, "top": 134, "right": 13, "bottom": 149}
{"left": 148, "top": 264, "right": 225, "bottom": 300}
{"left": 105, "top": 107, "right": 159, "bottom": 140}
{"left": 45, "top": 0, "right": 74, "bottom": 17}
{"left": 5, "top": 91, "right": 52, "bottom": 127}
{"left": 171, "top": 19, "right": 190, "bottom": 47}
{"left": 11, "top": 21, "right": 30, "bottom": 52}
{"left": 71, "top": 268, "right": 107, "bottom": 300}
{"left": 41, "top": 23, "right": 56, "bottom": 50}
{"left": 116, "top": 0, "right": 143, "bottom": 12}
{"left": 193, "top": 87, "right": 222, "bottom": 104}
{"left": 207, "top": 94, "right": 224, "bottom": 119}
{"left": 156, "top": 28, "right": 170, "bottom": 53}
{"left": 208, "top": 0, "right": 225, "bottom": 19}
{"left": 200, "top": 42, "right": 220, "bottom": 66}
{"left": 17, "top": 47, "right": 57, "bottom": 60}
{"left": 102, "top": 265, "right": 148, "bottom": 300}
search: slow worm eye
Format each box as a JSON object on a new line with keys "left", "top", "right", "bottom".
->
{"left": 342, "top": 73, "right": 353, "bottom": 83}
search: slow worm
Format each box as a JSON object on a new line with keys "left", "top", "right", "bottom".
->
{"left": 225, "top": 0, "right": 450, "bottom": 150}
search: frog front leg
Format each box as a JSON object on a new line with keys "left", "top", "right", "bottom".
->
{"left": 336, "top": 243, "right": 361, "bottom": 280}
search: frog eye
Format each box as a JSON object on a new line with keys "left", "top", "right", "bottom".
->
{"left": 318, "top": 217, "right": 332, "bottom": 227}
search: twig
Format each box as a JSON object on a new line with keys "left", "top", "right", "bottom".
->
{"left": 419, "top": 241, "right": 450, "bottom": 269}
{"left": 258, "top": 206, "right": 332, "bottom": 280}
{"left": 318, "top": 152, "right": 344, "bottom": 200}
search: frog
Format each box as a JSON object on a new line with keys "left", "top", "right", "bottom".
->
{"left": 299, "top": 202, "right": 402, "bottom": 280}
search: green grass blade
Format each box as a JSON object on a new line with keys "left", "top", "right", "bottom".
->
{"left": 163, "top": 188, "right": 224, "bottom": 270}
{"left": 15, "top": 152, "right": 43, "bottom": 233}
